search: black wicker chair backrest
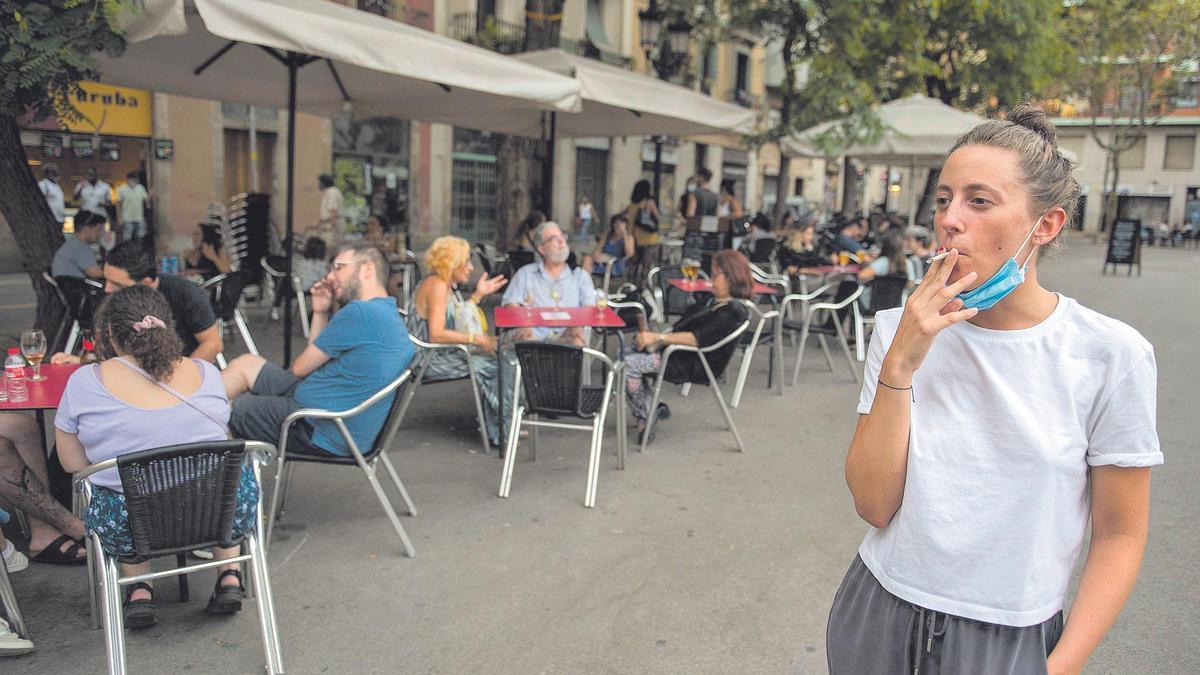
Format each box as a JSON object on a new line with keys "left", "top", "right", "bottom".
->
{"left": 506, "top": 250, "right": 537, "bottom": 275}
{"left": 867, "top": 274, "right": 908, "bottom": 315}
{"left": 116, "top": 440, "right": 247, "bottom": 561}
{"left": 514, "top": 342, "right": 591, "bottom": 418}
{"left": 211, "top": 271, "right": 248, "bottom": 321}
{"left": 366, "top": 378, "right": 411, "bottom": 457}
{"left": 661, "top": 266, "right": 695, "bottom": 317}
{"left": 55, "top": 275, "right": 100, "bottom": 326}
{"left": 749, "top": 237, "right": 777, "bottom": 264}
{"left": 821, "top": 279, "right": 861, "bottom": 331}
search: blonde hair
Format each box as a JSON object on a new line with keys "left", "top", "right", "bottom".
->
{"left": 424, "top": 236, "right": 471, "bottom": 282}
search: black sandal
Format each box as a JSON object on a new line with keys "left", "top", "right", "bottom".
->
{"left": 205, "top": 569, "right": 244, "bottom": 616}
{"left": 30, "top": 535, "right": 87, "bottom": 566}
{"left": 124, "top": 582, "right": 157, "bottom": 629}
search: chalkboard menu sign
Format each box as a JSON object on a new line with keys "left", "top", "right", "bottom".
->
{"left": 1103, "top": 218, "right": 1142, "bottom": 275}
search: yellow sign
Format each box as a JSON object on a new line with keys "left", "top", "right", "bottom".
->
{"left": 64, "top": 81, "right": 152, "bottom": 137}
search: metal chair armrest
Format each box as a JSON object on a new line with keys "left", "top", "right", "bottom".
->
{"left": 779, "top": 283, "right": 837, "bottom": 312}
{"left": 808, "top": 286, "right": 865, "bottom": 312}
{"left": 200, "top": 273, "right": 229, "bottom": 290}
{"left": 84, "top": 278, "right": 104, "bottom": 290}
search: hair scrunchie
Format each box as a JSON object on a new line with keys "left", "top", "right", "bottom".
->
{"left": 131, "top": 315, "right": 166, "bottom": 332}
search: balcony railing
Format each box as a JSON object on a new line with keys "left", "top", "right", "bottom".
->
{"left": 450, "top": 12, "right": 526, "bottom": 55}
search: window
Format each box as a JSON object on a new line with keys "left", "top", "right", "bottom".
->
{"left": 1174, "top": 78, "right": 1199, "bottom": 108}
{"left": 1057, "top": 134, "right": 1085, "bottom": 162}
{"left": 1116, "top": 136, "right": 1146, "bottom": 170}
{"left": 1164, "top": 135, "right": 1196, "bottom": 170}
{"left": 793, "top": 178, "right": 805, "bottom": 196}
{"left": 734, "top": 52, "right": 750, "bottom": 105}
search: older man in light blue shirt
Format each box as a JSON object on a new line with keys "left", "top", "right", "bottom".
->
{"left": 501, "top": 221, "right": 596, "bottom": 343}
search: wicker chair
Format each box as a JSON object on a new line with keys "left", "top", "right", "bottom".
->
{"left": 45, "top": 272, "right": 103, "bottom": 354}
{"left": 201, "top": 271, "right": 259, "bottom": 368}
{"left": 860, "top": 274, "right": 910, "bottom": 360}
{"left": 72, "top": 440, "right": 282, "bottom": 675}
{"left": 267, "top": 369, "right": 418, "bottom": 557}
{"left": 639, "top": 319, "right": 752, "bottom": 454}
{"left": 260, "top": 257, "right": 311, "bottom": 338}
{"left": 499, "top": 343, "right": 625, "bottom": 509}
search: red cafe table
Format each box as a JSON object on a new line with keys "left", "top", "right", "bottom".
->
{"left": 0, "top": 363, "right": 83, "bottom": 457}
{"left": 795, "top": 265, "right": 862, "bottom": 294}
{"left": 668, "top": 278, "right": 779, "bottom": 296}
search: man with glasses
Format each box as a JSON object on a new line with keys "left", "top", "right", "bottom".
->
{"left": 501, "top": 221, "right": 596, "bottom": 345}
{"left": 221, "top": 241, "right": 414, "bottom": 457}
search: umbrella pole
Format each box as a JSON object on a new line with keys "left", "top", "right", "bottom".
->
{"left": 542, "top": 112, "right": 556, "bottom": 218}
{"left": 907, "top": 156, "right": 917, "bottom": 227}
{"left": 652, "top": 136, "right": 663, "bottom": 205}
{"left": 283, "top": 53, "right": 298, "bottom": 367}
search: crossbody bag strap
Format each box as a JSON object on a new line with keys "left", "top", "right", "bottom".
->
{"left": 112, "top": 357, "right": 231, "bottom": 437}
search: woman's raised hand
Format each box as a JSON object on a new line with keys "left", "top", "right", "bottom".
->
{"left": 476, "top": 272, "right": 507, "bottom": 296}
{"left": 882, "top": 249, "right": 979, "bottom": 378}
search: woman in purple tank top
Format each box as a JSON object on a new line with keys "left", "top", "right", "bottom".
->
{"left": 55, "top": 286, "right": 259, "bottom": 630}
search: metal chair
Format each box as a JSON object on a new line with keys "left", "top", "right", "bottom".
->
{"left": 0, "top": 507, "right": 30, "bottom": 648}
{"left": 394, "top": 334, "right": 492, "bottom": 454}
{"left": 45, "top": 272, "right": 103, "bottom": 354}
{"left": 260, "top": 257, "right": 310, "bottom": 338}
{"left": 73, "top": 441, "right": 282, "bottom": 675}
{"left": 784, "top": 280, "right": 865, "bottom": 385}
{"left": 730, "top": 300, "right": 782, "bottom": 408}
{"left": 861, "top": 274, "right": 910, "bottom": 361}
{"left": 201, "top": 271, "right": 259, "bottom": 368}
{"left": 267, "top": 369, "right": 418, "bottom": 557}
{"left": 640, "top": 319, "right": 752, "bottom": 454}
{"left": 473, "top": 242, "right": 506, "bottom": 277}
{"left": 499, "top": 343, "right": 625, "bottom": 509}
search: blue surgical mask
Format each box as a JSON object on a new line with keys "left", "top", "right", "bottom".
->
{"left": 955, "top": 215, "right": 1043, "bottom": 311}
{"left": 687, "top": 184, "right": 696, "bottom": 193}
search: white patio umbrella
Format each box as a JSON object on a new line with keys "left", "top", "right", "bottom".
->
{"left": 102, "top": 0, "right": 582, "bottom": 362}
{"left": 786, "top": 95, "right": 987, "bottom": 223}
{"left": 511, "top": 49, "right": 757, "bottom": 202}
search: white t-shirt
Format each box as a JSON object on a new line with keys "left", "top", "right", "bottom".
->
{"left": 117, "top": 183, "right": 149, "bottom": 222}
{"left": 76, "top": 180, "right": 111, "bottom": 215}
{"left": 320, "top": 186, "right": 343, "bottom": 223}
{"left": 856, "top": 295, "right": 1161, "bottom": 627}
{"left": 39, "top": 179, "right": 65, "bottom": 223}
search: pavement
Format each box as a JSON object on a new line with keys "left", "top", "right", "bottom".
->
{"left": 1, "top": 236, "right": 1197, "bottom": 674}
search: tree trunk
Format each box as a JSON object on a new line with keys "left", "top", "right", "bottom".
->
{"left": 1106, "top": 156, "right": 1121, "bottom": 235}
{"left": 772, "top": 150, "right": 792, "bottom": 225}
{"left": 494, "top": 0, "right": 564, "bottom": 248}
{"left": 0, "top": 114, "right": 66, "bottom": 335}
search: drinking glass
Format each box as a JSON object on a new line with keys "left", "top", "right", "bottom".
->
{"left": 550, "top": 286, "right": 562, "bottom": 308}
{"left": 523, "top": 291, "right": 534, "bottom": 318}
{"left": 595, "top": 290, "right": 607, "bottom": 317}
{"left": 21, "top": 329, "right": 47, "bottom": 381}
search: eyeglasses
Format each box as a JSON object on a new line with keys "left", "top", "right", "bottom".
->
{"left": 330, "top": 259, "right": 361, "bottom": 272}
{"left": 541, "top": 234, "right": 566, "bottom": 245}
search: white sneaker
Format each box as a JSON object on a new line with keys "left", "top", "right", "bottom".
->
{"left": 1, "top": 542, "right": 28, "bottom": 573}
{"left": 0, "top": 618, "right": 34, "bottom": 657}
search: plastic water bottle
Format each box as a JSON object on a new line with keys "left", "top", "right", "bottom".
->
{"left": 5, "top": 348, "right": 28, "bottom": 404}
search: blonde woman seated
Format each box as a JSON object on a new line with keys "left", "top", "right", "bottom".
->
{"left": 412, "top": 236, "right": 510, "bottom": 448}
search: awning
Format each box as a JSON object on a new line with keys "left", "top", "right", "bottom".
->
{"left": 101, "top": 0, "right": 582, "bottom": 129}
{"left": 511, "top": 49, "right": 756, "bottom": 138}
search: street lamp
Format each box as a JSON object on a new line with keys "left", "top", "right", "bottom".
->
{"left": 638, "top": 0, "right": 693, "bottom": 204}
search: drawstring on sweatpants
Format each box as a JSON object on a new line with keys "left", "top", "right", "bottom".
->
{"left": 911, "top": 607, "right": 950, "bottom": 675}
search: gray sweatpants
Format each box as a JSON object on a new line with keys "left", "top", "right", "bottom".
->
{"left": 826, "top": 555, "right": 1064, "bottom": 675}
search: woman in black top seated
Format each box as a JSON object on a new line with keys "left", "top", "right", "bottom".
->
{"left": 183, "top": 223, "right": 232, "bottom": 280}
{"left": 627, "top": 250, "right": 751, "bottom": 444}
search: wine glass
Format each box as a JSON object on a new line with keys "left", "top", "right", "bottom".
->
{"left": 21, "top": 329, "right": 47, "bottom": 381}
{"left": 595, "top": 290, "right": 607, "bottom": 317}
{"left": 550, "top": 285, "right": 562, "bottom": 308}
{"left": 523, "top": 291, "right": 534, "bottom": 318}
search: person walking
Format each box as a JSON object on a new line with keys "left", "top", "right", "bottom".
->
{"left": 828, "top": 105, "right": 1162, "bottom": 674}
{"left": 626, "top": 180, "right": 661, "bottom": 288}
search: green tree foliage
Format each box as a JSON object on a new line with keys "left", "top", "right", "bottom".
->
{"left": 0, "top": 0, "right": 127, "bottom": 334}
{"left": 1058, "top": 0, "right": 1200, "bottom": 231}
{"left": 0, "top": 0, "right": 127, "bottom": 121}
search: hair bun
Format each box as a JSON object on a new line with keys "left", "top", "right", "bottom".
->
{"left": 1008, "top": 103, "right": 1057, "bottom": 146}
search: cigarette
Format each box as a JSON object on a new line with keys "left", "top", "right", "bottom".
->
{"left": 926, "top": 251, "right": 950, "bottom": 263}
